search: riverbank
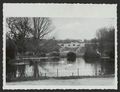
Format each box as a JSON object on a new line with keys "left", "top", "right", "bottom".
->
{"left": 7, "top": 74, "right": 114, "bottom": 82}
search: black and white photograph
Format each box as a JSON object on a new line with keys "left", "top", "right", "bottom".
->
{"left": 3, "top": 4, "right": 117, "bottom": 89}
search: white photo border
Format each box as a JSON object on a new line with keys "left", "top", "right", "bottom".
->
{"left": 3, "top": 3, "right": 118, "bottom": 90}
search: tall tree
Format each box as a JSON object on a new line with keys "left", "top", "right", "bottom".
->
{"left": 32, "top": 17, "right": 53, "bottom": 39}
{"left": 28, "top": 17, "right": 54, "bottom": 78}
{"left": 31, "top": 17, "right": 54, "bottom": 54}
{"left": 6, "top": 17, "right": 31, "bottom": 53}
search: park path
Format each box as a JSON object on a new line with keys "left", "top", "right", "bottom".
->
{"left": 7, "top": 77, "right": 115, "bottom": 86}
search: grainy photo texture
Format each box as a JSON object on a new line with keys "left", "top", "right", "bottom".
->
{"left": 3, "top": 4, "right": 117, "bottom": 89}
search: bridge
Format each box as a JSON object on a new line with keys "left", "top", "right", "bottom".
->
{"left": 59, "top": 46, "right": 85, "bottom": 57}
{"left": 59, "top": 42, "right": 99, "bottom": 57}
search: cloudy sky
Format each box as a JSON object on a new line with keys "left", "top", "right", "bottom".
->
{"left": 4, "top": 4, "right": 116, "bottom": 40}
{"left": 48, "top": 18, "right": 115, "bottom": 40}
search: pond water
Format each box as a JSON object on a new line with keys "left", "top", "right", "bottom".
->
{"left": 19, "top": 57, "right": 115, "bottom": 77}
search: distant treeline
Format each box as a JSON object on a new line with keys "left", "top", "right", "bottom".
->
{"left": 84, "top": 27, "right": 115, "bottom": 59}
{"left": 56, "top": 39, "right": 82, "bottom": 43}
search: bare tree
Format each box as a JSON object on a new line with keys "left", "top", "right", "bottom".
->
{"left": 31, "top": 17, "right": 54, "bottom": 39}
{"left": 6, "top": 17, "right": 54, "bottom": 54}
{"left": 30, "top": 17, "right": 54, "bottom": 54}
{"left": 30, "top": 17, "right": 54, "bottom": 78}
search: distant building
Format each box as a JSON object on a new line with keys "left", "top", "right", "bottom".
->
{"left": 58, "top": 40, "right": 86, "bottom": 57}
{"left": 58, "top": 40, "right": 85, "bottom": 48}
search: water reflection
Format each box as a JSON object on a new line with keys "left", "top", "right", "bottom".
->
{"left": 18, "top": 57, "right": 115, "bottom": 77}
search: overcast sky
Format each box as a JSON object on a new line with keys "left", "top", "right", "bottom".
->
{"left": 48, "top": 18, "right": 115, "bottom": 40}
{"left": 4, "top": 4, "right": 116, "bottom": 40}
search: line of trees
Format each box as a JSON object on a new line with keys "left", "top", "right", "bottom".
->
{"left": 6, "top": 17, "right": 55, "bottom": 79}
{"left": 84, "top": 26, "right": 115, "bottom": 59}
{"left": 6, "top": 17, "right": 54, "bottom": 55}
{"left": 96, "top": 27, "right": 115, "bottom": 58}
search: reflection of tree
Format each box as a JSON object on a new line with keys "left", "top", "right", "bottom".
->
{"left": 33, "top": 62, "right": 40, "bottom": 78}
{"left": 84, "top": 58, "right": 100, "bottom": 64}
{"left": 17, "top": 65, "right": 25, "bottom": 78}
{"left": 100, "top": 59, "right": 115, "bottom": 74}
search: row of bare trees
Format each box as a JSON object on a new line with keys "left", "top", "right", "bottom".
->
{"left": 6, "top": 17, "right": 54, "bottom": 54}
